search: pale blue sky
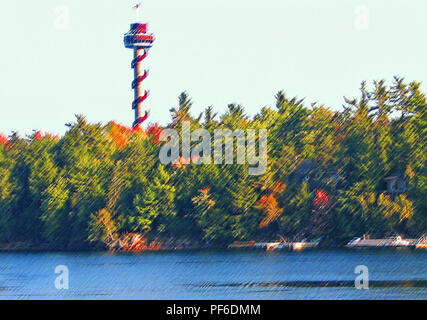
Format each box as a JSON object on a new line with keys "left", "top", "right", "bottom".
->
{"left": 0, "top": 0, "right": 426, "bottom": 135}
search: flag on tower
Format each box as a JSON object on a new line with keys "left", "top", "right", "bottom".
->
{"left": 132, "top": 3, "right": 141, "bottom": 10}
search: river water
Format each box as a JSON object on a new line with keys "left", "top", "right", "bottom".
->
{"left": 0, "top": 249, "right": 425, "bottom": 299}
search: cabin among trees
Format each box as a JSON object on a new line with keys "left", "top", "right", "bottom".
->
{"left": 385, "top": 174, "right": 407, "bottom": 195}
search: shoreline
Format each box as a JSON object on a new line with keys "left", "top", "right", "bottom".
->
{"left": 0, "top": 241, "right": 222, "bottom": 253}
{"left": 0, "top": 243, "right": 423, "bottom": 253}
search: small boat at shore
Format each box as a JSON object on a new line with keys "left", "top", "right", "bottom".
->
{"left": 228, "top": 236, "right": 426, "bottom": 251}
{"left": 415, "top": 237, "right": 427, "bottom": 249}
{"left": 346, "top": 236, "right": 417, "bottom": 248}
{"left": 228, "top": 239, "right": 319, "bottom": 251}
{"left": 252, "top": 242, "right": 291, "bottom": 251}
{"left": 252, "top": 242, "right": 282, "bottom": 250}
{"left": 266, "top": 242, "right": 284, "bottom": 251}
{"left": 227, "top": 241, "right": 256, "bottom": 249}
{"left": 292, "top": 240, "right": 319, "bottom": 251}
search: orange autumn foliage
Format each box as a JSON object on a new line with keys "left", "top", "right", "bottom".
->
{"left": 258, "top": 194, "right": 283, "bottom": 228}
{"left": 257, "top": 181, "right": 285, "bottom": 228}
{"left": 171, "top": 154, "right": 200, "bottom": 169}
{"left": 146, "top": 123, "right": 162, "bottom": 145}
{"left": 118, "top": 233, "right": 162, "bottom": 252}
{"left": 108, "top": 122, "right": 132, "bottom": 149}
{"left": 108, "top": 122, "right": 162, "bottom": 150}
{"left": 269, "top": 181, "right": 286, "bottom": 194}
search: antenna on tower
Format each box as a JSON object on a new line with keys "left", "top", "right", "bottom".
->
{"left": 132, "top": 3, "right": 142, "bottom": 22}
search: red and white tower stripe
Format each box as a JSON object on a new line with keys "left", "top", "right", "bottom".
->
{"left": 124, "top": 20, "right": 154, "bottom": 128}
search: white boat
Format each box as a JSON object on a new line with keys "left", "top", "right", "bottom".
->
{"left": 346, "top": 236, "right": 416, "bottom": 248}
{"left": 292, "top": 241, "right": 319, "bottom": 251}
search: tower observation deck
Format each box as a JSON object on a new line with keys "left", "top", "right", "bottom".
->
{"left": 124, "top": 22, "right": 155, "bottom": 128}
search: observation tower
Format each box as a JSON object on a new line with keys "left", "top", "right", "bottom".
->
{"left": 124, "top": 11, "right": 154, "bottom": 128}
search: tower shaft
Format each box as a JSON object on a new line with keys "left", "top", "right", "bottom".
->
{"left": 124, "top": 23, "right": 154, "bottom": 128}
{"left": 133, "top": 48, "right": 147, "bottom": 122}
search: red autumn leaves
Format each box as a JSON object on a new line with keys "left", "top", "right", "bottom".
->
{"left": 147, "top": 123, "right": 162, "bottom": 145}
{"left": 34, "top": 131, "right": 60, "bottom": 141}
{"left": 334, "top": 124, "right": 348, "bottom": 142}
{"left": 0, "top": 134, "right": 8, "bottom": 148}
{"left": 108, "top": 121, "right": 163, "bottom": 150}
{"left": 199, "top": 186, "right": 210, "bottom": 193}
{"left": 0, "top": 131, "right": 59, "bottom": 148}
{"left": 2, "top": 122, "right": 162, "bottom": 151}
{"left": 258, "top": 183, "right": 330, "bottom": 228}
{"left": 313, "top": 189, "right": 329, "bottom": 208}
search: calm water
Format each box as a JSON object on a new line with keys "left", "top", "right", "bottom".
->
{"left": 0, "top": 249, "right": 426, "bottom": 299}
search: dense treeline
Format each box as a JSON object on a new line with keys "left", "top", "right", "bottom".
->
{"left": 0, "top": 77, "right": 426, "bottom": 249}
